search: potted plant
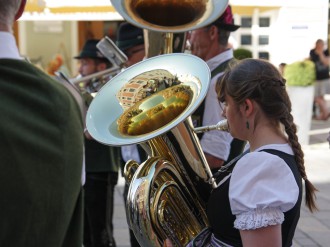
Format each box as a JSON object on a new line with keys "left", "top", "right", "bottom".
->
{"left": 233, "top": 48, "right": 253, "bottom": 60}
{"left": 283, "top": 60, "right": 316, "bottom": 145}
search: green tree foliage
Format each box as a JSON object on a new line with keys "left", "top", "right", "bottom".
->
{"left": 233, "top": 48, "right": 253, "bottom": 60}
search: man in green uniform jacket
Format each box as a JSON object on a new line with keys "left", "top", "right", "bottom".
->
{"left": 0, "top": 0, "right": 84, "bottom": 246}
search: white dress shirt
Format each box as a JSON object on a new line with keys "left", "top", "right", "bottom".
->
{"left": 0, "top": 31, "right": 22, "bottom": 59}
{"left": 200, "top": 49, "right": 234, "bottom": 161}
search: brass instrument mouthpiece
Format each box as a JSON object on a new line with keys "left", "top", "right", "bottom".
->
{"left": 194, "top": 119, "right": 229, "bottom": 134}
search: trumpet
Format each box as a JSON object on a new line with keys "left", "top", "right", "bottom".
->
{"left": 70, "top": 67, "right": 122, "bottom": 98}
{"left": 70, "top": 66, "right": 122, "bottom": 85}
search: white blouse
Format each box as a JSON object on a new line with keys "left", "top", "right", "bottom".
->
{"left": 229, "top": 144, "right": 299, "bottom": 230}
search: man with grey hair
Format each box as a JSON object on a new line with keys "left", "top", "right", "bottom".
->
{"left": 188, "top": 5, "right": 245, "bottom": 173}
{"left": 0, "top": 0, "right": 84, "bottom": 246}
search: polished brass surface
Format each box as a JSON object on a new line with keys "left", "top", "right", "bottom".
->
{"left": 118, "top": 85, "right": 192, "bottom": 136}
{"left": 124, "top": 160, "right": 140, "bottom": 184}
{"left": 123, "top": 116, "right": 216, "bottom": 247}
{"left": 126, "top": 153, "right": 209, "bottom": 247}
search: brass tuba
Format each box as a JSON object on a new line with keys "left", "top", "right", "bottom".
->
{"left": 86, "top": 53, "right": 229, "bottom": 247}
{"left": 87, "top": 1, "right": 229, "bottom": 246}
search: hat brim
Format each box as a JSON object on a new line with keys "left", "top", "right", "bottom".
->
{"left": 74, "top": 55, "right": 100, "bottom": 59}
{"left": 117, "top": 38, "right": 144, "bottom": 52}
{"left": 74, "top": 52, "right": 106, "bottom": 60}
{"left": 74, "top": 56, "right": 109, "bottom": 61}
{"left": 216, "top": 23, "right": 240, "bottom": 32}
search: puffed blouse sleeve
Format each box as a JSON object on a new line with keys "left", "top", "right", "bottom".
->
{"left": 229, "top": 151, "right": 299, "bottom": 230}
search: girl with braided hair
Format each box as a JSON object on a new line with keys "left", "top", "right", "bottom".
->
{"left": 163, "top": 58, "right": 317, "bottom": 247}
{"left": 202, "top": 58, "right": 317, "bottom": 247}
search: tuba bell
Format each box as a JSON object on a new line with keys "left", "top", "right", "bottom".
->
{"left": 111, "top": 0, "right": 229, "bottom": 55}
{"left": 111, "top": 0, "right": 229, "bottom": 32}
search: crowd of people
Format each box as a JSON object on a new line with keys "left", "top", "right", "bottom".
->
{"left": 1, "top": 0, "right": 323, "bottom": 247}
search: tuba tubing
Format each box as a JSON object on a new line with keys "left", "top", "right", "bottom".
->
{"left": 126, "top": 119, "right": 214, "bottom": 247}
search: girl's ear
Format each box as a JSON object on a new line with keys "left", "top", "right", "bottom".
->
{"left": 241, "top": 98, "right": 254, "bottom": 117}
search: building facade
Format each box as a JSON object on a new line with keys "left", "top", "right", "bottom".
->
{"left": 17, "top": 0, "right": 329, "bottom": 77}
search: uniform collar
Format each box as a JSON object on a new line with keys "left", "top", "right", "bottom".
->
{"left": 206, "top": 49, "right": 233, "bottom": 72}
{"left": 0, "top": 32, "right": 22, "bottom": 60}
